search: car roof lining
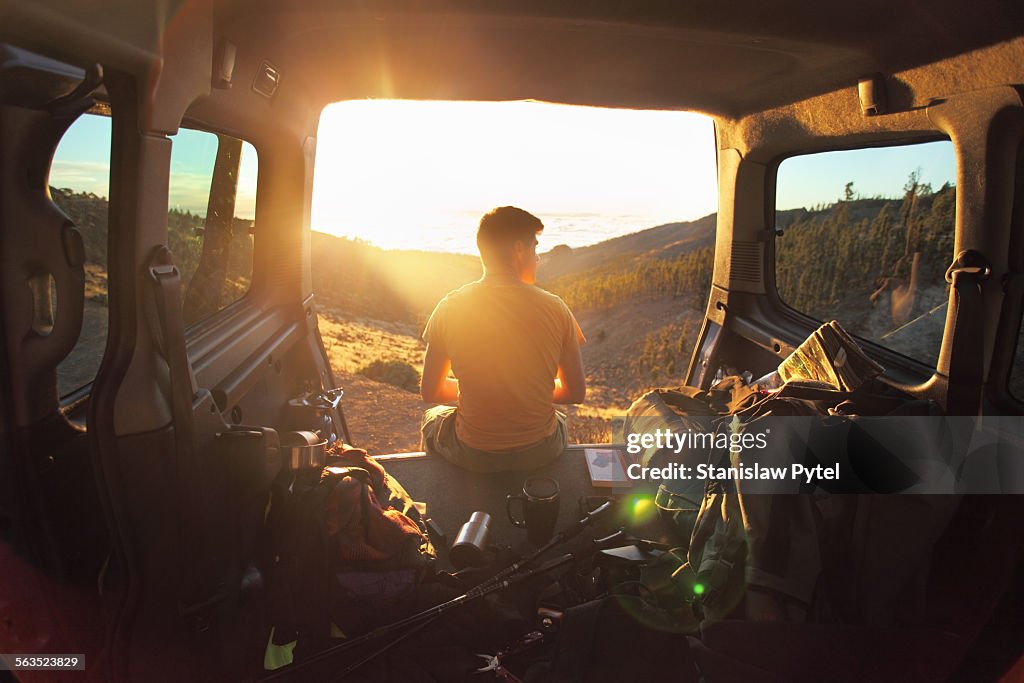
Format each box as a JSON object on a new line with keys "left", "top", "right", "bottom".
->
{"left": 224, "top": 12, "right": 863, "bottom": 117}
{"left": 214, "top": 1, "right": 1024, "bottom": 118}
{"left": 4, "top": 1, "right": 1024, "bottom": 119}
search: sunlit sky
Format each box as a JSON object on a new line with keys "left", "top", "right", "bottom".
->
{"left": 50, "top": 115, "right": 258, "bottom": 218}
{"left": 310, "top": 100, "right": 717, "bottom": 252}
{"left": 777, "top": 141, "right": 955, "bottom": 210}
{"left": 50, "top": 101, "right": 956, "bottom": 254}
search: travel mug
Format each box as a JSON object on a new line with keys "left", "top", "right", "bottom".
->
{"left": 506, "top": 477, "right": 560, "bottom": 546}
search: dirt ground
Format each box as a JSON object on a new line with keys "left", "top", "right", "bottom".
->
{"left": 335, "top": 370, "right": 429, "bottom": 454}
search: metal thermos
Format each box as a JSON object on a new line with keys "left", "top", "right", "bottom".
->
{"left": 449, "top": 511, "right": 492, "bottom": 569}
{"left": 281, "top": 430, "right": 327, "bottom": 470}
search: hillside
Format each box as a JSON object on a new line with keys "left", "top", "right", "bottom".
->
{"left": 539, "top": 213, "right": 716, "bottom": 281}
{"left": 311, "top": 212, "right": 721, "bottom": 324}
{"left": 311, "top": 232, "right": 480, "bottom": 326}
{"left": 51, "top": 186, "right": 254, "bottom": 326}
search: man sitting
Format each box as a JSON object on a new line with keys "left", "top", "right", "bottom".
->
{"left": 420, "top": 206, "right": 586, "bottom": 473}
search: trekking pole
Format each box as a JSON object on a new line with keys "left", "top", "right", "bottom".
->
{"left": 337, "top": 528, "right": 627, "bottom": 680}
{"left": 337, "top": 611, "right": 438, "bottom": 679}
{"left": 339, "top": 528, "right": 626, "bottom": 675}
{"left": 259, "top": 553, "right": 576, "bottom": 681}
{"left": 259, "top": 504, "right": 615, "bottom": 681}
{"left": 477, "top": 500, "right": 614, "bottom": 591}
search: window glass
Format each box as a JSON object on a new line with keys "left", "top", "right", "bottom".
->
{"left": 775, "top": 141, "right": 956, "bottom": 367}
{"left": 168, "top": 128, "right": 258, "bottom": 326}
{"left": 49, "top": 118, "right": 259, "bottom": 396}
{"left": 51, "top": 112, "right": 111, "bottom": 396}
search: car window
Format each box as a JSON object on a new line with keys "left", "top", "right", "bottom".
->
{"left": 168, "top": 128, "right": 258, "bottom": 327}
{"left": 51, "top": 112, "right": 112, "bottom": 396}
{"left": 775, "top": 141, "right": 956, "bottom": 367}
{"left": 49, "top": 118, "right": 259, "bottom": 397}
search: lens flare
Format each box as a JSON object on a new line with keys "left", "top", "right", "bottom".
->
{"left": 630, "top": 496, "right": 657, "bottom": 523}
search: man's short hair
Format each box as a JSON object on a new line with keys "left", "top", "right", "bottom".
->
{"left": 477, "top": 207, "right": 543, "bottom": 260}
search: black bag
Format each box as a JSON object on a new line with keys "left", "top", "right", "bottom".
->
{"left": 624, "top": 376, "right": 766, "bottom": 548}
{"left": 680, "top": 380, "right": 961, "bottom": 625}
{"left": 262, "top": 447, "right": 435, "bottom": 669}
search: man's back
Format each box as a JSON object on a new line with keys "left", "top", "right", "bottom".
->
{"left": 420, "top": 206, "right": 585, "bottom": 472}
{"left": 424, "top": 278, "right": 580, "bottom": 450}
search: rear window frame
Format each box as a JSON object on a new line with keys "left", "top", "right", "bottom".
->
{"left": 764, "top": 134, "right": 956, "bottom": 382}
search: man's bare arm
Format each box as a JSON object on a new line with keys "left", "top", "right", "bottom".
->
{"left": 553, "top": 334, "right": 586, "bottom": 404}
{"left": 421, "top": 341, "right": 460, "bottom": 403}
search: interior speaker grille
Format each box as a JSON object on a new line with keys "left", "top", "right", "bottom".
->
{"left": 731, "top": 241, "right": 763, "bottom": 284}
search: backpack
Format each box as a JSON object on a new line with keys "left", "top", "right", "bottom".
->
{"left": 673, "top": 382, "right": 830, "bottom": 620}
{"left": 675, "top": 380, "right": 961, "bottom": 625}
{"left": 622, "top": 376, "right": 768, "bottom": 552}
{"left": 262, "top": 445, "right": 434, "bottom": 670}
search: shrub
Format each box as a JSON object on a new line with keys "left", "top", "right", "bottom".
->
{"left": 358, "top": 359, "right": 421, "bottom": 392}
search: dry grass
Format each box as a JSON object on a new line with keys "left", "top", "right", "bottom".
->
{"left": 84, "top": 263, "right": 108, "bottom": 302}
{"left": 318, "top": 313, "right": 425, "bottom": 375}
{"left": 565, "top": 412, "right": 615, "bottom": 445}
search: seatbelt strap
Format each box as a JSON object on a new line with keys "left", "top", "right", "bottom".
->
{"left": 147, "top": 246, "right": 223, "bottom": 616}
{"left": 943, "top": 249, "right": 992, "bottom": 416}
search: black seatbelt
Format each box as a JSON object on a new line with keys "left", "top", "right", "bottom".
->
{"left": 943, "top": 249, "right": 992, "bottom": 416}
{"left": 147, "top": 246, "right": 224, "bottom": 617}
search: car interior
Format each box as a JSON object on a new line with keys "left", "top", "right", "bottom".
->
{"left": 1, "top": 1, "right": 1023, "bottom": 681}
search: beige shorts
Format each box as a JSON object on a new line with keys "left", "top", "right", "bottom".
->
{"left": 420, "top": 405, "right": 567, "bottom": 473}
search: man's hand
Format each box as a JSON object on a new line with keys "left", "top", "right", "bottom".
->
{"left": 421, "top": 341, "right": 460, "bottom": 403}
{"left": 552, "top": 333, "right": 586, "bottom": 404}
